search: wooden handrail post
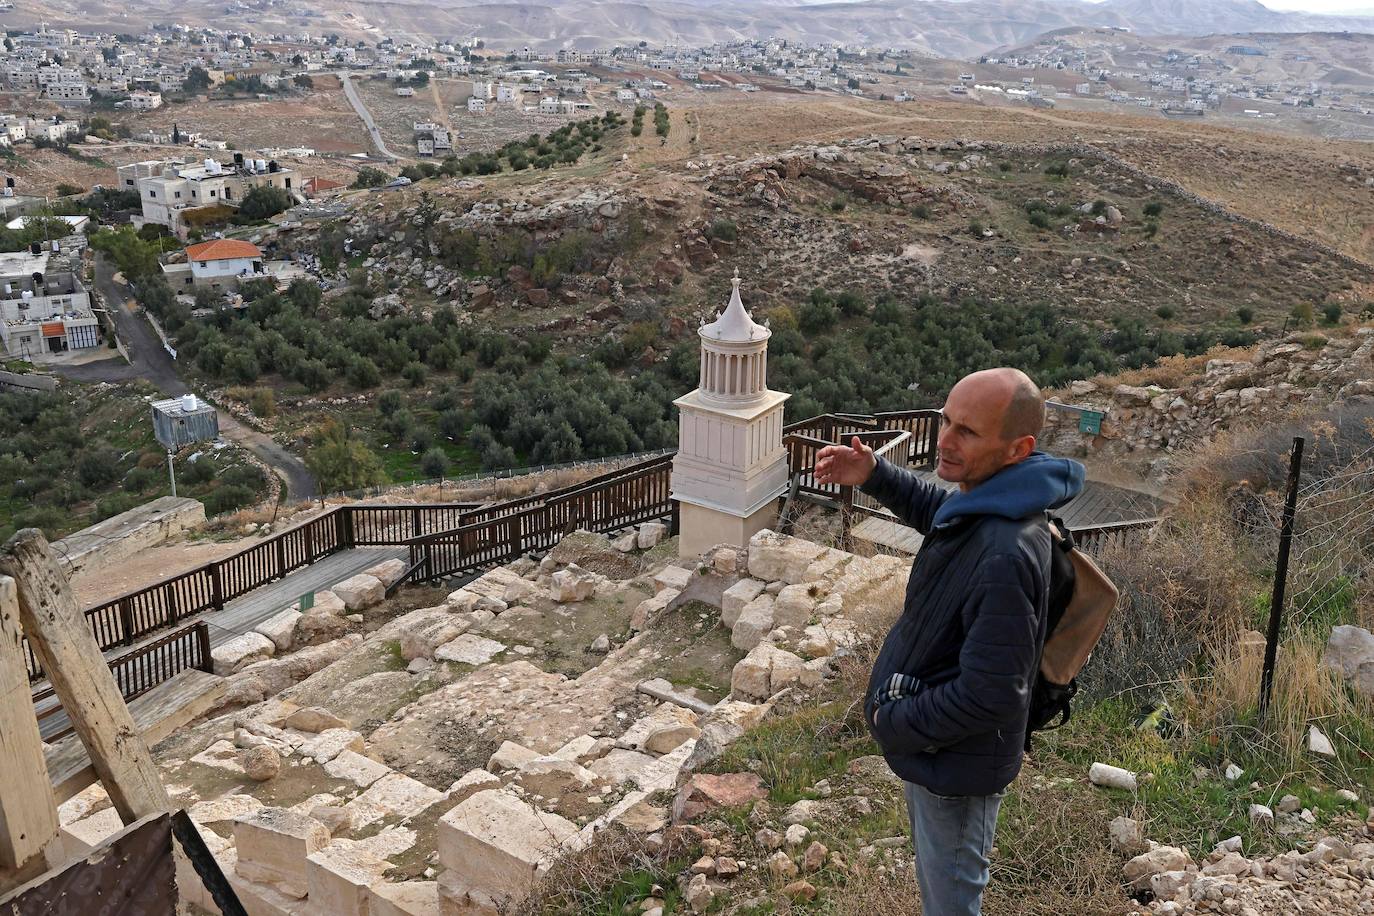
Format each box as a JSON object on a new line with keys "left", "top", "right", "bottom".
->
{"left": 119, "top": 596, "right": 135, "bottom": 647}
{"left": 0, "top": 530, "right": 170, "bottom": 824}
{"left": 209, "top": 562, "right": 224, "bottom": 611}
{"left": 195, "top": 621, "right": 212, "bottom": 673}
{"left": 0, "top": 574, "right": 61, "bottom": 885}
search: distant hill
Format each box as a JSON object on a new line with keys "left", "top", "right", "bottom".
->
{"left": 12, "top": 0, "right": 1374, "bottom": 58}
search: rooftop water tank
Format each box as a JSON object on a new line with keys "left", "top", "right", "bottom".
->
{"left": 181, "top": 393, "right": 197, "bottom": 412}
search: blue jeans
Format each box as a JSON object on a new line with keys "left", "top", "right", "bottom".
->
{"left": 903, "top": 781, "right": 1003, "bottom": 916}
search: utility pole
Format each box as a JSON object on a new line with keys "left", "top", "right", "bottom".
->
{"left": 167, "top": 449, "right": 177, "bottom": 497}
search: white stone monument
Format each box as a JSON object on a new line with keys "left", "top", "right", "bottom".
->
{"left": 671, "top": 273, "right": 789, "bottom": 557}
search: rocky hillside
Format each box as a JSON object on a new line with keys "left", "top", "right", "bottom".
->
{"left": 1042, "top": 325, "right": 1374, "bottom": 477}
{"left": 310, "top": 135, "right": 1372, "bottom": 356}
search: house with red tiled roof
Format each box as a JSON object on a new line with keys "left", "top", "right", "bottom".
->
{"left": 162, "top": 239, "right": 266, "bottom": 292}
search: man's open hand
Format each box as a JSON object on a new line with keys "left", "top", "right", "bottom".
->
{"left": 814, "top": 436, "right": 877, "bottom": 487}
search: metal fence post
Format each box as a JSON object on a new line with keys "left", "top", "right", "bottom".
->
{"left": 1258, "top": 436, "right": 1304, "bottom": 724}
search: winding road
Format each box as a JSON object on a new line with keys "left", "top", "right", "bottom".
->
{"left": 339, "top": 72, "right": 404, "bottom": 162}
{"left": 53, "top": 256, "right": 318, "bottom": 500}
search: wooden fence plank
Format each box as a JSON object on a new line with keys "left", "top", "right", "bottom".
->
{"left": 0, "top": 531, "right": 170, "bottom": 825}
{"left": 0, "top": 575, "right": 60, "bottom": 881}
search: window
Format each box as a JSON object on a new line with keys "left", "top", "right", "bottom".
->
{"left": 174, "top": 191, "right": 182, "bottom": 199}
{"left": 125, "top": 178, "right": 134, "bottom": 186}
{"left": 209, "top": 190, "right": 216, "bottom": 197}
{"left": 148, "top": 190, "right": 156, "bottom": 198}
{"left": 284, "top": 177, "right": 291, "bottom": 188}
{"left": 185, "top": 277, "right": 192, "bottom": 285}
{"left": 198, "top": 261, "right": 207, "bottom": 268}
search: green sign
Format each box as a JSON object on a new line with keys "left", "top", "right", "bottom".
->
{"left": 1079, "top": 411, "right": 1104, "bottom": 436}
{"left": 299, "top": 591, "right": 315, "bottom": 611}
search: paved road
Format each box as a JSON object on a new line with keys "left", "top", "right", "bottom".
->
{"left": 339, "top": 72, "right": 403, "bottom": 162}
{"left": 53, "top": 257, "right": 318, "bottom": 500}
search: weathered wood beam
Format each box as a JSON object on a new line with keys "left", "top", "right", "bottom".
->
{"left": 0, "top": 530, "right": 170, "bottom": 825}
{"left": 0, "top": 575, "right": 60, "bottom": 885}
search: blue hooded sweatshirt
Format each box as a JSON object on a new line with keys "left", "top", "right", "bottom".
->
{"left": 856, "top": 452, "right": 1085, "bottom": 796}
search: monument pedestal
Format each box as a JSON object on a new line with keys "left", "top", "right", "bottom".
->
{"left": 676, "top": 500, "right": 778, "bottom": 559}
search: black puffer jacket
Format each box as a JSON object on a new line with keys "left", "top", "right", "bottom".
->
{"left": 859, "top": 453, "right": 1084, "bottom": 797}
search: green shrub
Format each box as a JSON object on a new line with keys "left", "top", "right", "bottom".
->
{"left": 1237, "top": 306, "right": 1254, "bottom": 324}
{"left": 1155, "top": 305, "right": 1176, "bottom": 320}
{"left": 911, "top": 204, "right": 931, "bottom": 220}
{"left": 1322, "top": 302, "right": 1342, "bottom": 325}
{"left": 1143, "top": 201, "right": 1163, "bottom": 217}
{"left": 1028, "top": 211, "right": 1050, "bottom": 229}
{"left": 706, "top": 219, "right": 737, "bottom": 242}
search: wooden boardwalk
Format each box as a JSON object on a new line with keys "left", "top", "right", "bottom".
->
{"left": 35, "top": 545, "right": 405, "bottom": 740}
{"left": 853, "top": 473, "right": 1165, "bottom": 556}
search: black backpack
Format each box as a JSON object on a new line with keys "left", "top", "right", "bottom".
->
{"left": 1024, "top": 519, "right": 1120, "bottom": 749}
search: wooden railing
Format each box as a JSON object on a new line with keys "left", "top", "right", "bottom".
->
{"left": 404, "top": 454, "right": 677, "bottom": 583}
{"left": 1071, "top": 519, "right": 1156, "bottom": 556}
{"left": 34, "top": 621, "right": 212, "bottom": 742}
{"left": 25, "top": 502, "right": 477, "bottom": 682}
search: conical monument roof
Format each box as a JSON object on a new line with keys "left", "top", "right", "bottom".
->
{"left": 700, "top": 272, "right": 769, "bottom": 343}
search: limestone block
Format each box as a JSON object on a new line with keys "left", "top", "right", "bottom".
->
{"left": 366, "top": 558, "right": 410, "bottom": 588}
{"left": 190, "top": 793, "right": 264, "bottom": 826}
{"left": 637, "top": 521, "right": 668, "bottom": 549}
{"left": 245, "top": 633, "right": 364, "bottom": 694}
{"left": 59, "top": 806, "right": 124, "bottom": 858}
{"left": 56, "top": 781, "right": 109, "bottom": 826}
{"left": 213, "top": 632, "right": 277, "bottom": 676}
{"left": 437, "top": 790, "right": 578, "bottom": 907}
{"left": 279, "top": 706, "right": 350, "bottom": 733}
{"left": 730, "top": 645, "right": 774, "bottom": 700}
{"left": 730, "top": 643, "right": 805, "bottom": 700}
{"left": 371, "top": 881, "right": 441, "bottom": 916}
{"left": 306, "top": 590, "right": 348, "bottom": 617}
{"left": 709, "top": 545, "right": 740, "bottom": 575}
{"left": 297, "top": 610, "right": 350, "bottom": 644}
{"left": 447, "top": 770, "right": 502, "bottom": 805}
{"left": 191, "top": 738, "right": 248, "bottom": 774}
{"left": 1324, "top": 624, "right": 1374, "bottom": 697}
{"left": 255, "top": 608, "right": 304, "bottom": 652}
{"left": 226, "top": 869, "right": 312, "bottom": 916}
{"left": 549, "top": 565, "right": 598, "bottom": 603}
{"left": 611, "top": 531, "right": 638, "bottom": 553}
{"left": 398, "top": 616, "right": 469, "bottom": 664}
{"left": 233, "top": 807, "right": 332, "bottom": 899}
{"left": 721, "top": 579, "right": 766, "bottom": 628}
{"left": 618, "top": 704, "right": 702, "bottom": 759}
{"left": 633, "top": 738, "right": 698, "bottom": 793}
{"left": 306, "top": 842, "right": 392, "bottom": 916}
{"left": 653, "top": 565, "right": 694, "bottom": 593}
{"left": 324, "top": 749, "right": 394, "bottom": 789}
{"left": 343, "top": 773, "right": 446, "bottom": 830}
{"left": 769, "top": 647, "right": 806, "bottom": 691}
{"left": 298, "top": 728, "right": 366, "bottom": 764}
{"left": 334, "top": 574, "right": 386, "bottom": 612}
{"left": 512, "top": 755, "right": 600, "bottom": 800}
{"left": 435, "top": 634, "right": 506, "bottom": 666}
{"left": 587, "top": 748, "right": 657, "bottom": 787}
{"left": 746, "top": 531, "right": 825, "bottom": 584}
{"left": 552, "top": 735, "right": 600, "bottom": 762}
{"left": 488, "top": 740, "right": 540, "bottom": 773}
{"left": 731, "top": 595, "right": 775, "bottom": 651}
{"left": 801, "top": 548, "right": 849, "bottom": 583}
{"left": 629, "top": 588, "right": 679, "bottom": 631}
{"left": 772, "top": 585, "right": 817, "bottom": 630}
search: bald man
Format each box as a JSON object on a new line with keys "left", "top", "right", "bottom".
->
{"left": 815, "top": 368, "right": 1084, "bottom": 915}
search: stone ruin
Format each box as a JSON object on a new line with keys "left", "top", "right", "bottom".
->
{"left": 51, "top": 526, "right": 910, "bottom": 916}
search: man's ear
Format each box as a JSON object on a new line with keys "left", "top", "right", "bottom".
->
{"left": 1009, "top": 435, "right": 1036, "bottom": 463}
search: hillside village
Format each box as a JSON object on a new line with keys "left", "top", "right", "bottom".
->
{"left": 0, "top": 2, "right": 1372, "bottom": 914}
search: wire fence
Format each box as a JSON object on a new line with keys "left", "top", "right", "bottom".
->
{"left": 1271, "top": 441, "right": 1374, "bottom": 637}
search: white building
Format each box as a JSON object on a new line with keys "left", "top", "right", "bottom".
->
{"left": 538, "top": 96, "right": 560, "bottom": 113}
{"left": 467, "top": 96, "right": 486, "bottom": 113}
{"left": 0, "top": 250, "right": 98, "bottom": 359}
{"left": 471, "top": 80, "right": 492, "bottom": 100}
{"left": 161, "top": 238, "right": 266, "bottom": 291}
{"left": 670, "top": 274, "right": 789, "bottom": 557}
{"left": 396, "top": 86, "right": 415, "bottom": 97}
{"left": 117, "top": 156, "right": 297, "bottom": 238}
{"left": 129, "top": 90, "right": 163, "bottom": 110}
{"left": 496, "top": 84, "right": 518, "bottom": 102}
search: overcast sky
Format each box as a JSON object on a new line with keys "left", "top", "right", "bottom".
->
{"left": 1263, "top": 0, "right": 1372, "bottom": 10}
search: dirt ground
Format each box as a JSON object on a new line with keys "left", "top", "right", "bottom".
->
{"left": 620, "top": 92, "right": 1374, "bottom": 263}
{"left": 128, "top": 86, "right": 371, "bottom": 156}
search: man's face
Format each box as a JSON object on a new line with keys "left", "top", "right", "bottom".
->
{"left": 935, "top": 377, "right": 1025, "bottom": 490}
